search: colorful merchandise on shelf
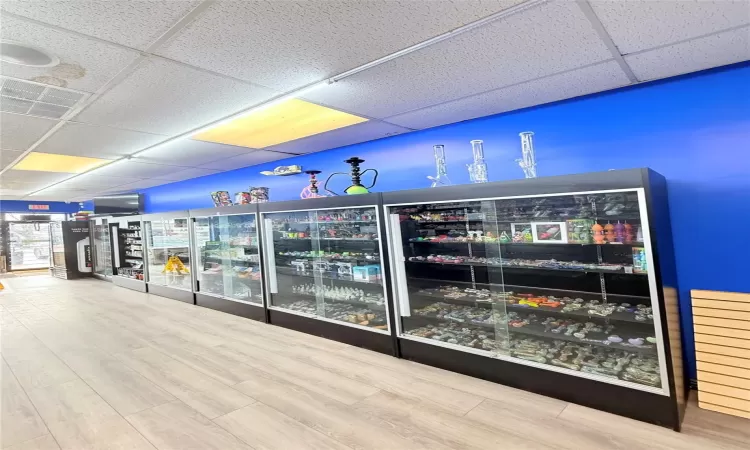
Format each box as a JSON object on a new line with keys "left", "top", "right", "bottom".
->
{"left": 532, "top": 222, "right": 568, "bottom": 244}
{"left": 632, "top": 247, "right": 648, "bottom": 273}
{"left": 249, "top": 186, "right": 269, "bottom": 203}
{"left": 566, "top": 219, "right": 594, "bottom": 244}
{"left": 210, "top": 191, "right": 233, "bottom": 207}
{"left": 592, "top": 222, "right": 605, "bottom": 244}
{"left": 235, "top": 192, "right": 251, "bottom": 204}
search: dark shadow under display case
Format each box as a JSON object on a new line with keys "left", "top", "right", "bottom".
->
{"left": 143, "top": 211, "right": 194, "bottom": 304}
{"left": 260, "top": 196, "right": 394, "bottom": 354}
{"left": 191, "top": 206, "right": 264, "bottom": 321}
{"left": 111, "top": 216, "right": 147, "bottom": 292}
{"left": 383, "top": 169, "right": 685, "bottom": 430}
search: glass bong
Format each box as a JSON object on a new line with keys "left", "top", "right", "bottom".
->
{"left": 427, "top": 145, "right": 452, "bottom": 187}
{"left": 323, "top": 157, "right": 378, "bottom": 195}
{"left": 467, "top": 139, "right": 488, "bottom": 183}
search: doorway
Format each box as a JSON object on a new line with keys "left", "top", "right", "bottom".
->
{"left": 8, "top": 222, "right": 51, "bottom": 270}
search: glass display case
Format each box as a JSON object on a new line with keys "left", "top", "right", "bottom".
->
{"left": 191, "top": 209, "right": 264, "bottom": 319}
{"left": 260, "top": 197, "right": 392, "bottom": 352}
{"left": 111, "top": 216, "right": 147, "bottom": 292}
{"left": 383, "top": 169, "right": 684, "bottom": 429}
{"left": 143, "top": 212, "right": 194, "bottom": 303}
{"left": 91, "top": 216, "right": 112, "bottom": 280}
{"left": 387, "top": 191, "right": 665, "bottom": 390}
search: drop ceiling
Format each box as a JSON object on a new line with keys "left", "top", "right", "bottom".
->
{"left": 0, "top": 0, "right": 747, "bottom": 202}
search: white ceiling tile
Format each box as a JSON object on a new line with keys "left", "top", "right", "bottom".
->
{"left": 266, "top": 121, "right": 412, "bottom": 154}
{"left": 625, "top": 27, "right": 750, "bottom": 81}
{"left": 590, "top": 0, "right": 750, "bottom": 54}
{"left": 151, "top": 167, "right": 221, "bottom": 181}
{"left": 156, "top": 0, "right": 525, "bottom": 91}
{"left": 0, "top": 15, "right": 140, "bottom": 92}
{"left": 27, "top": 188, "right": 88, "bottom": 201}
{"left": 136, "top": 139, "right": 254, "bottom": 166}
{"left": 87, "top": 160, "right": 190, "bottom": 179}
{"left": 0, "top": 194, "right": 25, "bottom": 200}
{"left": 198, "top": 150, "right": 290, "bottom": 171}
{"left": 0, "top": 112, "right": 58, "bottom": 151}
{"left": 75, "top": 57, "right": 278, "bottom": 135}
{"left": 1, "top": 1, "right": 202, "bottom": 50}
{"left": 0, "top": 169, "right": 73, "bottom": 192}
{"left": 94, "top": 178, "right": 172, "bottom": 193}
{"left": 302, "top": 1, "right": 612, "bottom": 118}
{"left": 387, "top": 61, "right": 631, "bottom": 130}
{"left": 54, "top": 174, "right": 144, "bottom": 190}
{"left": 34, "top": 122, "right": 167, "bottom": 159}
{"left": 1, "top": 149, "right": 24, "bottom": 170}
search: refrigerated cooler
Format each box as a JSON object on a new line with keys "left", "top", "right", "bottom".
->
{"left": 110, "top": 216, "right": 147, "bottom": 292}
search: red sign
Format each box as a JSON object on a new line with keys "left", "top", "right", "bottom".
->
{"left": 28, "top": 204, "right": 50, "bottom": 210}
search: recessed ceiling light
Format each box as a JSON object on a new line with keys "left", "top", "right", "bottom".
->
{"left": 12, "top": 152, "right": 110, "bottom": 173}
{"left": 191, "top": 98, "right": 368, "bottom": 148}
{"left": 0, "top": 40, "right": 59, "bottom": 67}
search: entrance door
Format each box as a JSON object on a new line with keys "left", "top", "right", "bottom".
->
{"left": 8, "top": 222, "right": 51, "bottom": 270}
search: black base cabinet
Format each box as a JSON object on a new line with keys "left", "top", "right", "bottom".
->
{"left": 108, "top": 169, "right": 685, "bottom": 431}
{"left": 147, "top": 284, "right": 194, "bottom": 304}
{"left": 196, "top": 293, "right": 265, "bottom": 322}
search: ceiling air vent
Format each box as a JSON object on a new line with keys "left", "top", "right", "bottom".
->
{"left": 0, "top": 76, "right": 88, "bottom": 120}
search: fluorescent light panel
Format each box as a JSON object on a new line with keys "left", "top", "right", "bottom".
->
{"left": 191, "top": 98, "right": 368, "bottom": 148}
{"left": 12, "top": 152, "right": 111, "bottom": 173}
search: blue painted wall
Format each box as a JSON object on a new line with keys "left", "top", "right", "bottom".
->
{"left": 143, "top": 63, "right": 750, "bottom": 381}
{"left": 0, "top": 200, "right": 82, "bottom": 214}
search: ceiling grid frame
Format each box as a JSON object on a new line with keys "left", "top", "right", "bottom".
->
{"left": 0, "top": 0, "right": 746, "bottom": 201}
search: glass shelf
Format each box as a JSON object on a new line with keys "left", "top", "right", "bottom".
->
{"left": 193, "top": 213, "right": 262, "bottom": 304}
{"left": 387, "top": 190, "right": 663, "bottom": 390}
{"left": 144, "top": 217, "right": 192, "bottom": 291}
{"left": 263, "top": 206, "right": 389, "bottom": 333}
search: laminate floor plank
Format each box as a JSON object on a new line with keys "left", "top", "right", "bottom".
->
{"left": 234, "top": 368, "right": 451, "bottom": 450}
{"left": 125, "top": 401, "right": 251, "bottom": 450}
{"left": 3, "top": 434, "right": 60, "bottom": 450}
{"left": 115, "top": 347, "right": 255, "bottom": 419}
{"left": 2, "top": 276, "right": 749, "bottom": 450}
{"left": 25, "top": 379, "right": 155, "bottom": 450}
{"left": 1, "top": 359, "right": 49, "bottom": 448}
{"left": 214, "top": 403, "right": 354, "bottom": 450}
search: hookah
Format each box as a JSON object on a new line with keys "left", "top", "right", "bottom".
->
{"left": 324, "top": 157, "right": 378, "bottom": 195}
{"left": 467, "top": 140, "right": 488, "bottom": 183}
{"left": 300, "top": 170, "right": 325, "bottom": 199}
{"left": 427, "top": 145, "right": 452, "bottom": 187}
{"left": 518, "top": 131, "right": 538, "bottom": 178}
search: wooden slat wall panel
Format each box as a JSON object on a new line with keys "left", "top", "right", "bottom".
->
{"left": 696, "top": 342, "right": 750, "bottom": 359}
{"left": 692, "top": 290, "right": 750, "bottom": 304}
{"left": 693, "top": 299, "right": 750, "bottom": 312}
{"left": 692, "top": 290, "right": 750, "bottom": 420}
{"left": 694, "top": 333, "right": 750, "bottom": 350}
{"left": 693, "top": 307, "right": 750, "bottom": 321}
{"left": 698, "top": 372, "right": 750, "bottom": 390}
{"left": 698, "top": 361, "right": 750, "bottom": 380}
{"left": 699, "top": 402, "right": 750, "bottom": 420}
{"left": 699, "top": 382, "right": 750, "bottom": 401}
{"left": 693, "top": 316, "right": 750, "bottom": 331}
{"left": 698, "top": 392, "right": 750, "bottom": 412}
{"left": 694, "top": 325, "right": 750, "bottom": 340}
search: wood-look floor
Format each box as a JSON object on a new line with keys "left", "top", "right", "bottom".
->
{"left": 1, "top": 276, "right": 748, "bottom": 450}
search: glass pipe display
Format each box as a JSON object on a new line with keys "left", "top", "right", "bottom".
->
{"left": 427, "top": 144, "right": 452, "bottom": 187}
{"left": 518, "top": 132, "right": 538, "bottom": 178}
{"left": 324, "top": 157, "right": 378, "bottom": 195}
{"left": 467, "top": 140, "right": 488, "bottom": 183}
{"left": 300, "top": 170, "right": 325, "bottom": 199}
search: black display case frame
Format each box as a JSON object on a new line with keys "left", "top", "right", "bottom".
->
{"left": 142, "top": 210, "right": 195, "bottom": 304}
{"left": 258, "top": 195, "right": 399, "bottom": 355}
{"left": 382, "top": 168, "right": 686, "bottom": 430}
{"left": 189, "top": 204, "right": 266, "bottom": 322}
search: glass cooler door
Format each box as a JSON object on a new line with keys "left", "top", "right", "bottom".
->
{"left": 92, "top": 217, "right": 112, "bottom": 278}
{"left": 262, "top": 206, "right": 389, "bottom": 333}
{"left": 193, "top": 213, "right": 262, "bottom": 304}
{"left": 144, "top": 217, "right": 192, "bottom": 290}
{"left": 387, "top": 190, "right": 667, "bottom": 393}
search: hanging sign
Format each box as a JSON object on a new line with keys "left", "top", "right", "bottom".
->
{"left": 28, "top": 204, "right": 50, "bottom": 210}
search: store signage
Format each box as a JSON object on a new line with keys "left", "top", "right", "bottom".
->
{"left": 28, "top": 204, "right": 50, "bottom": 210}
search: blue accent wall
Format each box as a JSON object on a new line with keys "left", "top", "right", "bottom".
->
{"left": 142, "top": 63, "right": 750, "bottom": 381}
{"left": 0, "top": 200, "right": 82, "bottom": 214}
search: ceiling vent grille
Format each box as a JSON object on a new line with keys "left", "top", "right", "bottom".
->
{"left": 0, "top": 76, "right": 88, "bottom": 120}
